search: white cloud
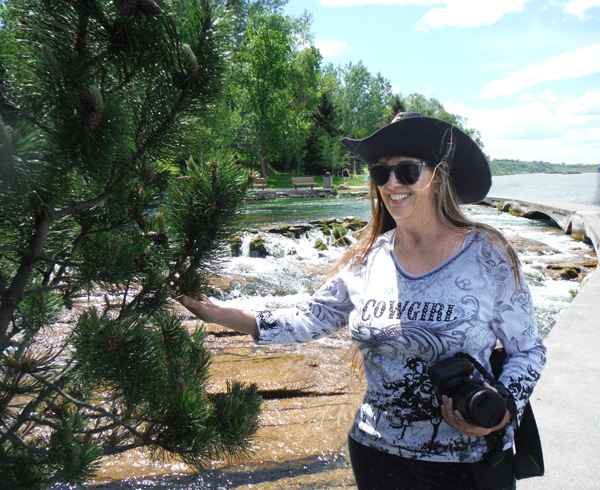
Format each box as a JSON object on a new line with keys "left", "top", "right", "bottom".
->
{"left": 419, "top": 86, "right": 436, "bottom": 95}
{"left": 320, "top": 0, "right": 530, "bottom": 28}
{"left": 558, "top": 91, "right": 600, "bottom": 116}
{"left": 445, "top": 91, "right": 600, "bottom": 164}
{"left": 517, "top": 89, "right": 561, "bottom": 103}
{"left": 560, "top": 0, "right": 600, "bottom": 20}
{"left": 415, "top": 0, "right": 531, "bottom": 30}
{"left": 479, "top": 43, "right": 600, "bottom": 97}
{"left": 314, "top": 39, "right": 348, "bottom": 58}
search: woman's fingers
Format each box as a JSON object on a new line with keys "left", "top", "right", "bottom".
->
{"left": 440, "top": 395, "right": 492, "bottom": 437}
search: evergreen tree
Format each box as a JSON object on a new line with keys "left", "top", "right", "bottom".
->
{"left": 386, "top": 93, "right": 406, "bottom": 123}
{"left": 0, "top": 1, "right": 262, "bottom": 488}
{"left": 303, "top": 91, "right": 340, "bottom": 175}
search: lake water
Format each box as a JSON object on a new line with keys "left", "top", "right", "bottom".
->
{"left": 489, "top": 172, "right": 600, "bottom": 205}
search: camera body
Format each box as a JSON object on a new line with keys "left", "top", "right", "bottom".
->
{"left": 428, "top": 356, "right": 507, "bottom": 429}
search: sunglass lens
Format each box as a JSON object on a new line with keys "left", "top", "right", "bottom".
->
{"left": 396, "top": 162, "right": 421, "bottom": 185}
{"left": 370, "top": 166, "right": 391, "bottom": 186}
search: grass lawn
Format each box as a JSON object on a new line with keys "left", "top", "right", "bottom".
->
{"left": 255, "top": 174, "right": 369, "bottom": 189}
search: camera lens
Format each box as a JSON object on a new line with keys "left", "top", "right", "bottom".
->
{"left": 454, "top": 384, "right": 507, "bottom": 429}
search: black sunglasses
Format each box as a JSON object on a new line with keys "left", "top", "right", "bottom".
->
{"left": 370, "top": 160, "right": 429, "bottom": 187}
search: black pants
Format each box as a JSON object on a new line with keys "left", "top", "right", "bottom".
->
{"left": 348, "top": 435, "right": 478, "bottom": 490}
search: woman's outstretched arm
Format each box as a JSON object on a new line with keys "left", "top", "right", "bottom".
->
{"left": 179, "top": 294, "right": 259, "bottom": 337}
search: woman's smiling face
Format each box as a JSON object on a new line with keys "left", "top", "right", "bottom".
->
{"left": 374, "top": 156, "right": 439, "bottom": 228}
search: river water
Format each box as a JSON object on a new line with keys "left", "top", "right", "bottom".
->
{"left": 56, "top": 174, "right": 598, "bottom": 489}
{"left": 489, "top": 171, "right": 600, "bottom": 205}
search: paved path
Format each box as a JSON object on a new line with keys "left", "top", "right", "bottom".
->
{"left": 486, "top": 197, "right": 600, "bottom": 489}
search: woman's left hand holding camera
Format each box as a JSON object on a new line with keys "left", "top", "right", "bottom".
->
{"left": 440, "top": 382, "right": 512, "bottom": 437}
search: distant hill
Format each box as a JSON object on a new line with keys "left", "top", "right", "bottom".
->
{"left": 490, "top": 159, "right": 598, "bottom": 176}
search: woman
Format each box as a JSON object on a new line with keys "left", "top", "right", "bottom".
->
{"left": 180, "top": 112, "right": 546, "bottom": 490}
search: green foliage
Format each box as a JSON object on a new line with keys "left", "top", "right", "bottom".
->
{"left": 489, "top": 158, "right": 598, "bottom": 175}
{"left": 229, "top": 9, "right": 320, "bottom": 176}
{"left": 333, "top": 61, "right": 392, "bottom": 140}
{"left": 0, "top": 0, "right": 262, "bottom": 487}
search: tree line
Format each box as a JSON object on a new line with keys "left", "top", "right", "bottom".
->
{"left": 164, "top": 0, "right": 484, "bottom": 178}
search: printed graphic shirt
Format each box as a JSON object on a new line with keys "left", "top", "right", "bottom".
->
{"left": 253, "top": 229, "right": 547, "bottom": 463}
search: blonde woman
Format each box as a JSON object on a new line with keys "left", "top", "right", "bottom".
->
{"left": 180, "top": 113, "right": 546, "bottom": 490}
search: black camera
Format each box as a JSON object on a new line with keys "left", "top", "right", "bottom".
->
{"left": 428, "top": 355, "right": 507, "bottom": 429}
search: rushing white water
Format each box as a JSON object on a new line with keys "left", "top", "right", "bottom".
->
{"left": 211, "top": 204, "right": 595, "bottom": 339}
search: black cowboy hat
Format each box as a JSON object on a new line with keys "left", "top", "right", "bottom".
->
{"left": 340, "top": 112, "right": 491, "bottom": 204}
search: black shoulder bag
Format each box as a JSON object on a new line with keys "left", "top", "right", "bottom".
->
{"left": 468, "top": 348, "right": 545, "bottom": 490}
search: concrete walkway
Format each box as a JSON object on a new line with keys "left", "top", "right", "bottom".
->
{"left": 519, "top": 266, "right": 600, "bottom": 490}
{"left": 491, "top": 197, "right": 600, "bottom": 489}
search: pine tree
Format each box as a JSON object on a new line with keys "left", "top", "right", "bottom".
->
{"left": 0, "top": 1, "right": 262, "bottom": 488}
{"left": 303, "top": 91, "right": 340, "bottom": 175}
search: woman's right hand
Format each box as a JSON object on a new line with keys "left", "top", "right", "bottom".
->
{"left": 177, "top": 294, "right": 260, "bottom": 337}
{"left": 178, "top": 294, "right": 220, "bottom": 324}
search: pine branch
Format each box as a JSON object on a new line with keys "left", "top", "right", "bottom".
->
{"left": 35, "top": 256, "right": 82, "bottom": 267}
{"left": 14, "top": 300, "right": 35, "bottom": 333}
{"left": 53, "top": 168, "right": 133, "bottom": 219}
{"left": 103, "top": 443, "right": 141, "bottom": 455}
{"left": 0, "top": 361, "right": 75, "bottom": 446}
{"left": 132, "top": 91, "right": 187, "bottom": 166}
{"left": 20, "top": 414, "right": 61, "bottom": 432}
{"left": 105, "top": 68, "right": 138, "bottom": 95}
{"left": 0, "top": 92, "right": 58, "bottom": 137}
{"left": 1, "top": 432, "right": 50, "bottom": 457}
{"left": 23, "top": 284, "right": 72, "bottom": 297}
{"left": 30, "top": 373, "right": 145, "bottom": 440}
{"left": 0, "top": 245, "right": 19, "bottom": 252}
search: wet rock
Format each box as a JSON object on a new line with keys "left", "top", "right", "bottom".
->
{"left": 559, "top": 267, "right": 580, "bottom": 279}
{"left": 250, "top": 235, "right": 268, "bottom": 257}
{"left": 523, "top": 256, "right": 598, "bottom": 269}
{"left": 505, "top": 235, "right": 561, "bottom": 255}
{"left": 229, "top": 235, "right": 243, "bottom": 257}
{"left": 341, "top": 216, "right": 368, "bottom": 231}
{"left": 264, "top": 223, "right": 312, "bottom": 238}
{"left": 314, "top": 238, "right": 328, "bottom": 251}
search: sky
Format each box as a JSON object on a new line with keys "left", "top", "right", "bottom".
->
{"left": 285, "top": 0, "right": 600, "bottom": 165}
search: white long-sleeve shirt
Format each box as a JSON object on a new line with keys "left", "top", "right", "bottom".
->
{"left": 253, "top": 229, "right": 547, "bottom": 463}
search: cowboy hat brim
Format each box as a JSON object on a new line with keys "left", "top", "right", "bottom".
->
{"left": 341, "top": 112, "right": 491, "bottom": 204}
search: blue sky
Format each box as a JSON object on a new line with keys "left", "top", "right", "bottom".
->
{"left": 285, "top": 0, "right": 600, "bottom": 165}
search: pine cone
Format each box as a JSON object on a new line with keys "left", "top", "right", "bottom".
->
{"left": 118, "top": 0, "right": 138, "bottom": 16}
{"left": 137, "top": 0, "right": 163, "bottom": 15}
{"left": 215, "top": 197, "right": 233, "bottom": 209}
{"left": 86, "top": 112, "right": 102, "bottom": 129}
{"left": 144, "top": 231, "right": 168, "bottom": 244}
{"left": 107, "top": 336, "right": 121, "bottom": 353}
{"left": 78, "top": 91, "right": 95, "bottom": 113}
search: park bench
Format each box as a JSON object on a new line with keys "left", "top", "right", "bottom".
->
{"left": 291, "top": 177, "right": 316, "bottom": 190}
{"left": 253, "top": 178, "right": 267, "bottom": 189}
